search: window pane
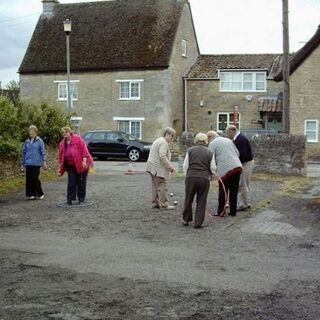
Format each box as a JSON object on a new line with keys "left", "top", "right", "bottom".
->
{"left": 243, "top": 73, "right": 252, "bottom": 82}
{"left": 232, "top": 73, "right": 242, "bottom": 81}
{"left": 59, "top": 84, "right": 67, "bottom": 99}
{"left": 221, "top": 82, "right": 230, "bottom": 90}
{"left": 231, "top": 82, "right": 242, "bottom": 90}
{"left": 131, "top": 121, "right": 141, "bottom": 139}
{"left": 130, "top": 82, "right": 140, "bottom": 98}
{"left": 92, "top": 132, "right": 105, "bottom": 141}
{"left": 220, "top": 73, "right": 230, "bottom": 81}
{"left": 120, "top": 82, "right": 130, "bottom": 98}
{"left": 71, "top": 83, "right": 78, "bottom": 100}
{"left": 256, "top": 81, "right": 265, "bottom": 90}
{"left": 306, "top": 121, "right": 316, "bottom": 131}
{"left": 118, "top": 121, "right": 130, "bottom": 134}
{"left": 256, "top": 73, "right": 265, "bottom": 81}
{"left": 218, "top": 114, "right": 228, "bottom": 131}
{"left": 306, "top": 131, "right": 316, "bottom": 141}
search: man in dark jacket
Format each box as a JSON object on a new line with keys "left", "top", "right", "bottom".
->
{"left": 226, "top": 125, "right": 254, "bottom": 211}
{"left": 182, "top": 133, "right": 216, "bottom": 228}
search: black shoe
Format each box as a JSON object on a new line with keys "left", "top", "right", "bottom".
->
{"left": 194, "top": 225, "right": 203, "bottom": 229}
{"left": 229, "top": 213, "right": 236, "bottom": 216}
{"left": 67, "top": 200, "right": 72, "bottom": 205}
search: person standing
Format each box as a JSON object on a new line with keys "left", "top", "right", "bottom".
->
{"left": 58, "top": 126, "right": 93, "bottom": 205}
{"left": 21, "top": 125, "right": 47, "bottom": 199}
{"left": 207, "top": 131, "right": 242, "bottom": 217}
{"left": 182, "top": 133, "right": 216, "bottom": 228}
{"left": 146, "top": 127, "right": 176, "bottom": 209}
{"left": 226, "top": 125, "right": 254, "bottom": 211}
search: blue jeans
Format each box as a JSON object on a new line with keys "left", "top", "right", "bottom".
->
{"left": 66, "top": 165, "right": 88, "bottom": 203}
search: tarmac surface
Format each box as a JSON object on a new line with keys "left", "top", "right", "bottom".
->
{"left": 0, "top": 160, "right": 320, "bottom": 319}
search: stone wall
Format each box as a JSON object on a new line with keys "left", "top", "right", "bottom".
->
{"left": 250, "top": 134, "right": 307, "bottom": 176}
{"left": 171, "top": 132, "right": 307, "bottom": 176}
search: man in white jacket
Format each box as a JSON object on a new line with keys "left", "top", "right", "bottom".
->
{"left": 146, "top": 127, "right": 176, "bottom": 209}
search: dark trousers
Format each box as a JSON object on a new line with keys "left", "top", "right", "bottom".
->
{"left": 182, "top": 177, "right": 210, "bottom": 227}
{"left": 25, "top": 166, "right": 43, "bottom": 197}
{"left": 217, "top": 172, "right": 241, "bottom": 216}
{"left": 66, "top": 165, "right": 88, "bottom": 203}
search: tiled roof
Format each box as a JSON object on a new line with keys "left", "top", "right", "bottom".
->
{"left": 258, "top": 96, "right": 282, "bottom": 112}
{"left": 19, "top": 0, "right": 187, "bottom": 74}
{"left": 274, "top": 25, "right": 320, "bottom": 81}
{"left": 187, "top": 54, "right": 282, "bottom": 79}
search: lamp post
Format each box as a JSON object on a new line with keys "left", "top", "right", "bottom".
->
{"left": 63, "top": 19, "right": 72, "bottom": 113}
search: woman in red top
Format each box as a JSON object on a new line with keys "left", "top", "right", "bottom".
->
{"left": 59, "top": 126, "right": 93, "bottom": 205}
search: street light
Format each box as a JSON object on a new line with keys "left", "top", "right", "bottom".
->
{"left": 63, "top": 19, "right": 71, "bottom": 113}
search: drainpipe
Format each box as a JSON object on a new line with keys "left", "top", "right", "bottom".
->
{"left": 183, "top": 77, "right": 188, "bottom": 131}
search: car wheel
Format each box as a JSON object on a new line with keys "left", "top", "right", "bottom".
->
{"left": 128, "top": 148, "right": 140, "bottom": 162}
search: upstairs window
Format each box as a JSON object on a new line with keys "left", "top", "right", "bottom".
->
{"left": 220, "top": 71, "right": 266, "bottom": 92}
{"left": 182, "top": 39, "right": 187, "bottom": 57}
{"left": 55, "top": 80, "right": 79, "bottom": 101}
{"left": 304, "top": 120, "right": 318, "bottom": 142}
{"left": 117, "top": 80, "right": 143, "bottom": 100}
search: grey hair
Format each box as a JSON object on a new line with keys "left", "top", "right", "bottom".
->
{"left": 162, "top": 127, "right": 176, "bottom": 137}
{"left": 194, "top": 132, "right": 208, "bottom": 145}
{"left": 206, "top": 130, "right": 219, "bottom": 140}
{"left": 226, "top": 125, "right": 237, "bottom": 132}
{"left": 28, "top": 125, "right": 38, "bottom": 134}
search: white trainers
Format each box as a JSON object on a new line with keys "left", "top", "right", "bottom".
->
{"left": 27, "top": 196, "right": 35, "bottom": 200}
{"left": 39, "top": 195, "right": 44, "bottom": 200}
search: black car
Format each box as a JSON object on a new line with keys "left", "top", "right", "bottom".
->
{"left": 82, "top": 130, "right": 152, "bottom": 161}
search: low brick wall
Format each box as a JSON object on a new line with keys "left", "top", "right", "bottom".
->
{"left": 171, "top": 132, "right": 307, "bottom": 176}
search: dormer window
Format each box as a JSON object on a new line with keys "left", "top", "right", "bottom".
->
{"left": 182, "top": 39, "right": 187, "bottom": 57}
{"left": 219, "top": 71, "right": 267, "bottom": 92}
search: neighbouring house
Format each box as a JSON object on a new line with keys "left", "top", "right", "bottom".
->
{"left": 274, "top": 26, "right": 320, "bottom": 160}
{"left": 184, "top": 54, "right": 283, "bottom": 134}
{"left": 19, "top": 0, "right": 199, "bottom": 141}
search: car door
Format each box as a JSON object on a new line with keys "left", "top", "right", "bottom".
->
{"left": 87, "top": 131, "right": 107, "bottom": 156}
{"left": 105, "top": 132, "right": 128, "bottom": 156}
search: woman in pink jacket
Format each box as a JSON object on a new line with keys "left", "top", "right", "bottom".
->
{"left": 59, "top": 126, "right": 93, "bottom": 205}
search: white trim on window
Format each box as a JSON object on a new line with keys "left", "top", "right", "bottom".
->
{"left": 116, "top": 80, "right": 143, "bottom": 100}
{"left": 115, "top": 79, "right": 144, "bottom": 83}
{"left": 53, "top": 80, "right": 80, "bottom": 83}
{"left": 57, "top": 82, "right": 78, "bottom": 101}
{"left": 182, "top": 39, "right": 187, "bottom": 57}
{"left": 115, "top": 118, "right": 144, "bottom": 139}
{"left": 304, "top": 119, "right": 319, "bottom": 143}
{"left": 219, "top": 71, "right": 267, "bottom": 92}
{"left": 217, "top": 112, "right": 241, "bottom": 132}
{"left": 113, "top": 117, "right": 145, "bottom": 121}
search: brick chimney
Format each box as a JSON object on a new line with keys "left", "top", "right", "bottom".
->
{"left": 42, "top": 0, "right": 59, "bottom": 15}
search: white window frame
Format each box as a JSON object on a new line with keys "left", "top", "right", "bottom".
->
{"left": 113, "top": 117, "right": 145, "bottom": 139}
{"left": 54, "top": 80, "right": 79, "bottom": 101}
{"left": 304, "top": 119, "right": 319, "bottom": 143}
{"left": 116, "top": 79, "right": 143, "bottom": 101}
{"left": 217, "top": 112, "right": 241, "bottom": 132}
{"left": 219, "top": 70, "right": 267, "bottom": 92}
{"left": 182, "top": 39, "right": 187, "bottom": 57}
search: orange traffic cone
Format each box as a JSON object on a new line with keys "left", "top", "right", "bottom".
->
{"left": 125, "top": 161, "right": 135, "bottom": 175}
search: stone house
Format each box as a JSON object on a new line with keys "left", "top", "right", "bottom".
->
{"left": 184, "top": 54, "right": 283, "bottom": 134}
{"left": 19, "top": 0, "right": 199, "bottom": 141}
{"left": 274, "top": 26, "right": 320, "bottom": 159}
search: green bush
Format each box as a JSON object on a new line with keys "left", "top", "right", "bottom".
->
{"left": 0, "top": 98, "right": 71, "bottom": 159}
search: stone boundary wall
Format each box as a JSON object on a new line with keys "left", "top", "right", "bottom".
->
{"left": 250, "top": 134, "right": 307, "bottom": 176}
{"left": 171, "top": 132, "right": 307, "bottom": 176}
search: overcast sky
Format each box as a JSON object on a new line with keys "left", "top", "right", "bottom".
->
{"left": 0, "top": 0, "right": 319, "bottom": 86}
